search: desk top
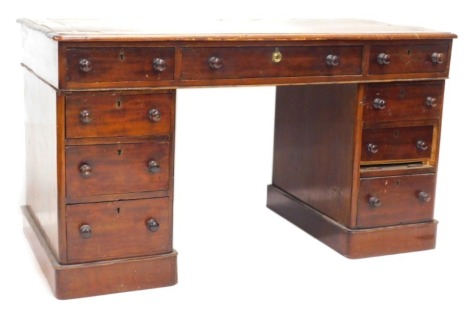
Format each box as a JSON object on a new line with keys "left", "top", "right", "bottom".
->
{"left": 18, "top": 18, "right": 456, "bottom": 42}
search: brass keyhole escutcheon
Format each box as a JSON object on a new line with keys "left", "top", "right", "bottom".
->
{"left": 272, "top": 48, "right": 282, "bottom": 63}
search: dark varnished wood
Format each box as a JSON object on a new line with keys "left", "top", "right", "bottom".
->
{"left": 272, "top": 84, "right": 360, "bottom": 227}
{"left": 357, "top": 173, "right": 435, "bottom": 228}
{"left": 369, "top": 43, "right": 450, "bottom": 75}
{"left": 19, "top": 19, "right": 455, "bottom": 299}
{"left": 23, "top": 69, "right": 62, "bottom": 260}
{"left": 362, "top": 81, "right": 444, "bottom": 123}
{"left": 65, "top": 46, "right": 175, "bottom": 85}
{"left": 23, "top": 205, "right": 177, "bottom": 299}
{"left": 267, "top": 185, "right": 437, "bottom": 258}
{"left": 361, "top": 125, "right": 434, "bottom": 163}
{"left": 66, "top": 198, "right": 172, "bottom": 262}
{"left": 181, "top": 46, "right": 363, "bottom": 80}
{"left": 66, "top": 141, "right": 170, "bottom": 198}
{"left": 66, "top": 92, "right": 173, "bottom": 138}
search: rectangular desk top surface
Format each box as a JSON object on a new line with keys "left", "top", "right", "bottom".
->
{"left": 18, "top": 18, "right": 456, "bottom": 42}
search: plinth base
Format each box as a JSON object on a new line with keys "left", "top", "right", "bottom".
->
{"left": 22, "top": 205, "right": 177, "bottom": 299}
{"left": 266, "top": 185, "right": 437, "bottom": 258}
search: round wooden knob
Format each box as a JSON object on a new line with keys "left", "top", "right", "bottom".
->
{"left": 146, "top": 218, "right": 160, "bottom": 232}
{"left": 425, "top": 97, "right": 438, "bottom": 108}
{"left": 79, "top": 109, "right": 92, "bottom": 123}
{"left": 208, "top": 56, "right": 223, "bottom": 70}
{"left": 373, "top": 98, "right": 386, "bottom": 110}
{"left": 153, "top": 58, "right": 167, "bottom": 72}
{"left": 148, "top": 160, "right": 160, "bottom": 173}
{"left": 418, "top": 191, "right": 431, "bottom": 203}
{"left": 79, "top": 58, "right": 92, "bottom": 72}
{"left": 431, "top": 52, "right": 445, "bottom": 64}
{"left": 326, "top": 54, "right": 340, "bottom": 67}
{"left": 79, "top": 224, "right": 92, "bottom": 239}
{"left": 416, "top": 140, "right": 428, "bottom": 151}
{"left": 367, "top": 143, "right": 379, "bottom": 154}
{"left": 369, "top": 196, "right": 382, "bottom": 208}
{"left": 79, "top": 164, "right": 92, "bottom": 177}
{"left": 377, "top": 53, "right": 391, "bottom": 65}
{"left": 148, "top": 108, "right": 161, "bottom": 122}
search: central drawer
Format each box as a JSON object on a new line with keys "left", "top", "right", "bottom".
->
{"left": 181, "top": 46, "right": 363, "bottom": 80}
{"left": 66, "top": 198, "right": 172, "bottom": 262}
{"left": 66, "top": 141, "right": 170, "bottom": 198}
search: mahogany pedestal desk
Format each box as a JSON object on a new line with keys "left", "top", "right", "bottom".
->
{"left": 18, "top": 19, "right": 456, "bottom": 299}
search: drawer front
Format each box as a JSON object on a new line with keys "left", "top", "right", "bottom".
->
{"left": 369, "top": 43, "right": 449, "bottom": 75}
{"left": 363, "top": 82, "right": 444, "bottom": 123}
{"left": 361, "top": 125, "right": 433, "bottom": 163}
{"left": 66, "top": 93, "right": 173, "bottom": 138}
{"left": 357, "top": 174, "right": 435, "bottom": 228}
{"left": 66, "top": 198, "right": 172, "bottom": 262}
{"left": 66, "top": 142, "right": 170, "bottom": 198}
{"left": 181, "top": 46, "right": 363, "bottom": 80}
{"left": 65, "top": 47, "right": 175, "bottom": 85}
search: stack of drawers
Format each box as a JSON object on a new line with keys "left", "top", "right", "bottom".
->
{"left": 64, "top": 91, "right": 175, "bottom": 263}
{"left": 359, "top": 81, "right": 444, "bottom": 228}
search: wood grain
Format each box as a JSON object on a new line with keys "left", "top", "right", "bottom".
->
{"left": 65, "top": 141, "right": 170, "bottom": 198}
{"left": 362, "top": 81, "right": 444, "bottom": 123}
{"left": 66, "top": 92, "right": 173, "bottom": 138}
{"left": 272, "top": 84, "right": 359, "bottom": 227}
{"left": 357, "top": 173, "right": 435, "bottom": 228}
{"left": 66, "top": 198, "right": 172, "bottom": 262}
{"left": 267, "top": 185, "right": 437, "bottom": 258}
{"left": 181, "top": 46, "right": 362, "bottom": 80}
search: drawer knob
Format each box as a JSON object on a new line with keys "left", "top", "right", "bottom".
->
{"left": 377, "top": 53, "right": 391, "bottom": 65}
{"left": 148, "top": 160, "right": 161, "bottom": 173}
{"left": 146, "top": 218, "right": 160, "bottom": 232}
{"left": 153, "top": 58, "right": 167, "bottom": 72}
{"left": 79, "top": 224, "right": 92, "bottom": 239}
{"left": 373, "top": 98, "right": 386, "bottom": 110}
{"left": 416, "top": 140, "right": 429, "bottom": 151}
{"left": 148, "top": 108, "right": 162, "bottom": 122}
{"left": 325, "top": 54, "right": 340, "bottom": 67}
{"left": 208, "top": 56, "right": 223, "bottom": 70}
{"left": 431, "top": 52, "right": 445, "bottom": 64}
{"left": 79, "top": 164, "right": 92, "bottom": 177}
{"left": 418, "top": 191, "right": 432, "bottom": 203}
{"left": 425, "top": 96, "right": 438, "bottom": 108}
{"left": 79, "top": 58, "right": 92, "bottom": 72}
{"left": 79, "top": 109, "right": 92, "bottom": 123}
{"left": 367, "top": 143, "right": 379, "bottom": 154}
{"left": 369, "top": 196, "right": 382, "bottom": 208}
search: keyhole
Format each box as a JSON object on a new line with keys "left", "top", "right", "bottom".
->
{"left": 400, "top": 89, "right": 405, "bottom": 98}
{"left": 119, "top": 51, "right": 125, "bottom": 60}
{"left": 407, "top": 49, "right": 411, "bottom": 55}
{"left": 394, "top": 130, "right": 399, "bottom": 137}
{"left": 115, "top": 100, "right": 122, "bottom": 109}
{"left": 117, "top": 149, "right": 123, "bottom": 157}
{"left": 396, "top": 181, "right": 401, "bottom": 186}
{"left": 116, "top": 208, "right": 120, "bottom": 214}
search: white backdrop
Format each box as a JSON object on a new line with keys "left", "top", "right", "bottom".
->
{"left": 1, "top": 1, "right": 468, "bottom": 315}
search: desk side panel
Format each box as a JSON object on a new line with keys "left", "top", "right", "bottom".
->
{"left": 22, "top": 25, "right": 58, "bottom": 88}
{"left": 24, "top": 69, "right": 60, "bottom": 259}
{"left": 272, "top": 84, "right": 358, "bottom": 226}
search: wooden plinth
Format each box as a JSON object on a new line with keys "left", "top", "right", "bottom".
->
{"left": 266, "top": 185, "right": 437, "bottom": 258}
{"left": 22, "top": 206, "right": 177, "bottom": 299}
